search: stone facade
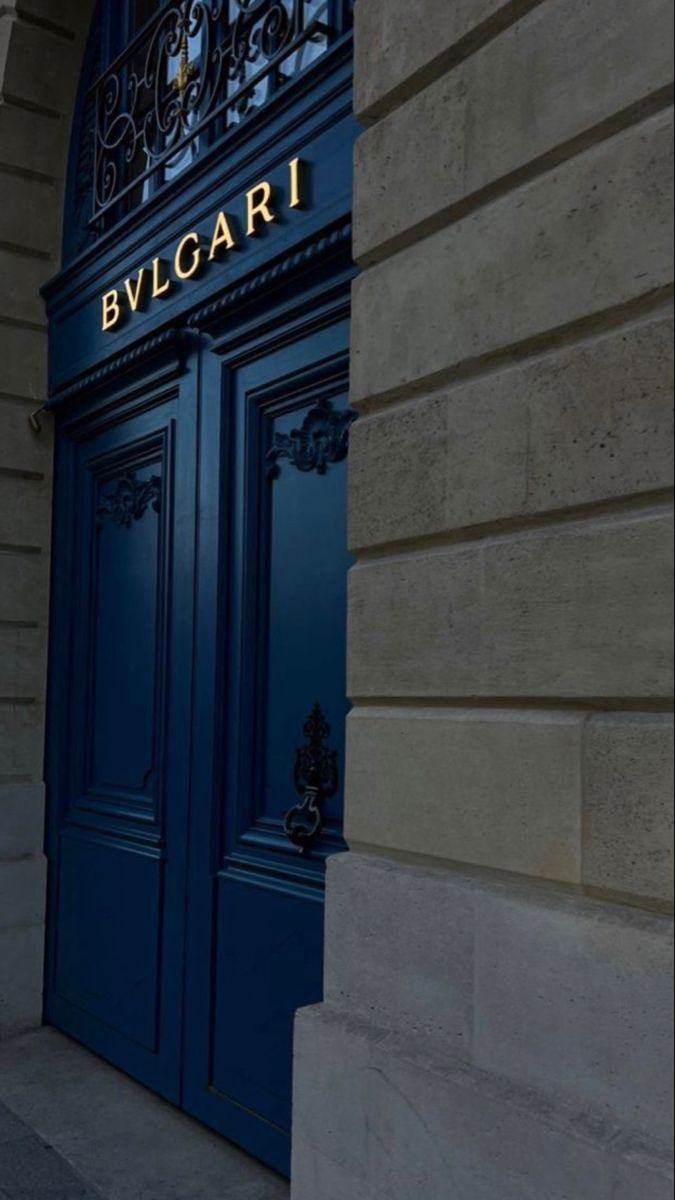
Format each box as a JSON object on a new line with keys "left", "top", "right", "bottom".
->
{"left": 292, "top": 0, "right": 675, "bottom": 1196}
{"left": 0, "top": 1, "right": 673, "bottom": 1197}
{"left": 0, "top": 0, "right": 94, "bottom": 1037}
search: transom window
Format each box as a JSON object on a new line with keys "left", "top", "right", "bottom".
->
{"left": 87, "top": 0, "right": 352, "bottom": 233}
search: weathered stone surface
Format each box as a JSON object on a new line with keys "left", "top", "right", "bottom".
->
{"left": 0, "top": 249, "right": 49, "bottom": 328}
{"left": 352, "top": 110, "right": 674, "bottom": 406}
{"left": 292, "top": 1001, "right": 652, "bottom": 1200}
{"left": 0, "top": 102, "right": 68, "bottom": 178}
{"left": 473, "top": 888, "right": 674, "bottom": 1143}
{"left": 345, "top": 707, "right": 584, "bottom": 881}
{"left": 0, "top": 783, "right": 45, "bottom": 860}
{"left": 0, "top": 626, "right": 46, "bottom": 700}
{"left": 0, "top": 1027, "right": 289, "bottom": 1199}
{"left": 0, "top": 474, "right": 51, "bottom": 549}
{"left": 319, "top": 855, "right": 675, "bottom": 1146}
{"left": 323, "top": 851, "right": 475, "bottom": 1055}
{"left": 583, "top": 715, "right": 674, "bottom": 908}
{"left": 612, "top": 1140, "right": 675, "bottom": 1200}
{"left": 349, "top": 315, "right": 675, "bottom": 550}
{"left": 355, "top": 0, "right": 674, "bottom": 261}
{"left": 349, "top": 510, "right": 674, "bottom": 700}
{"left": 354, "top": 0, "right": 525, "bottom": 121}
{"left": 6, "top": 0, "right": 87, "bottom": 30}
{"left": 0, "top": 550, "right": 48, "bottom": 623}
{"left": 0, "top": 856, "right": 46, "bottom": 930}
{"left": 0, "top": 170, "right": 58, "bottom": 258}
{"left": 0, "top": 923, "right": 44, "bottom": 1037}
{"left": 0, "top": 15, "right": 83, "bottom": 114}
{"left": 0, "top": 702, "right": 44, "bottom": 779}
{"left": 0, "top": 325, "right": 48, "bottom": 399}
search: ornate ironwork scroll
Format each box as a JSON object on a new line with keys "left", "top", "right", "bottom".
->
{"left": 284, "top": 703, "right": 339, "bottom": 854}
{"left": 91, "top": 0, "right": 353, "bottom": 227}
{"left": 267, "top": 397, "right": 356, "bottom": 477}
{"left": 97, "top": 472, "right": 162, "bottom": 529}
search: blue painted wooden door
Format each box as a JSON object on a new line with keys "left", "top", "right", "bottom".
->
{"left": 45, "top": 373, "right": 198, "bottom": 1100}
{"left": 183, "top": 313, "right": 352, "bottom": 1173}
{"left": 45, "top": 302, "right": 351, "bottom": 1176}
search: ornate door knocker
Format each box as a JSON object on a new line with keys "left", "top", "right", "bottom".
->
{"left": 284, "top": 704, "right": 339, "bottom": 855}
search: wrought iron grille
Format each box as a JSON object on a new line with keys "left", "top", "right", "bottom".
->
{"left": 90, "top": 0, "right": 353, "bottom": 228}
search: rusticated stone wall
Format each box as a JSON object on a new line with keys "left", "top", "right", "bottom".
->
{"left": 292, "top": 1, "right": 675, "bottom": 1197}
{"left": 0, "top": 0, "right": 94, "bottom": 1037}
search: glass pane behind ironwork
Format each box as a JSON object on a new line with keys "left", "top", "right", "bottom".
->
{"left": 91, "top": 0, "right": 352, "bottom": 229}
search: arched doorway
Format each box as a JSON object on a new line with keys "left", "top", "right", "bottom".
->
{"left": 42, "top": 0, "right": 355, "bottom": 1176}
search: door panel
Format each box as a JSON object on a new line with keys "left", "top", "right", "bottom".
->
{"left": 183, "top": 318, "right": 353, "bottom": 1174}
{"left": 45, "top": 388, "right": 196, "bottom": 1099}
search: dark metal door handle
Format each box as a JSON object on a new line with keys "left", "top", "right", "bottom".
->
{"left": 284, "top": 704, "right": 339, "bottom": 855}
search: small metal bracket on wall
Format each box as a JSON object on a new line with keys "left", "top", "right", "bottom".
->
{"left": 29, "top": 406, "right": 46, "bottom": 434}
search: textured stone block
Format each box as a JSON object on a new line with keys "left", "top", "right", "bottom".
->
{"left": 292, "top": 1003, "right": 619, "bottom": 1200}
{"left": 354, "top": 0, "right": 520, "bottom": 121}
{"left": 0, "top": 326, "right": 47, "bottom": 400}
{"left": 323, "top": 852, "right": 474, "bottom": 1056}
{"left": 355, "top": 0, "right": 674, "bottom": 261}
{"left": 0, "top": 171, "right": 57, "bottom": 258}
{"left": 0, "top": 249, "right": 49, "bottom": 329}
{"left": 318, "top": 856, "right": 675, "bottom": 1151}
{"left": 349, "top": 315, "right": 675, "bottom": 550}
{"left": 0, "top": 923, "right": 44, "bottom": 1038}
{"left": 0, "top": 783, "right": 44, "bottom": 859}
{"left": 349, "top": 510, "right": 674, "bottom": 700}
{"left": 345, "top": 707, "right": 584, "bottom": 881}
{"left": 0, "top": 702, "right": 44, "bottom": 778}
{"left": 352, "top": 110, "right": 674, "bottom": 406}
{"left": 9, "top": 0, "right": 88, "bottom": 31}
{"left": 0, "top": 103, "right": 68, "bottom": 178}
{"left": 0, "top": 626, "right": 46, "bottom": 700}
{"left": 0, "top": 474, "right": 51, "bottom": 549}
{"left": 0, "top": 16, "right": 83, "bottom": 114}
{"left": 0, "top": 856, "right": 46, "bottom": 929}
{"left": 612, "top": 1140, "right": 675, "bottom": 1200}
{"left": 583, "top": 715, "right": 674, "bottom": 908}
{"left": 473, "top": 890, "right": 674, "bottom": 1143}
{"left": 0, "top": 550, "right": 48, "bottom": 623}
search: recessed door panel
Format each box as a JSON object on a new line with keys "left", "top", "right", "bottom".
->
{"left": 45, "top": 388, "right": 196, "bottom": 1100}
{"left": 55, "top": 832, "right": 162, "bottom": 1050}
{"left": 90, "top": 458, "right": 163, "bottom": 798}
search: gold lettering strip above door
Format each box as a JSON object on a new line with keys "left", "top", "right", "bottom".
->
{"left": 101, "top": 158, "right": 308, "bottom": 333}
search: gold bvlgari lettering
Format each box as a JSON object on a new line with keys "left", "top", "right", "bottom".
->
{"left": 289, "top": 157, "right": 305, "bottom": 209}
{"left": 209, "top": 212, "right": 238, "bottom": 261}
{"left": 124, "top": 269, "right": 148, "bottom": 313}
{"left": 152, "top": 258, "right": 172, "bottom": 299}
{"left": 174, "top": 232, "right": 204, "bottom": 280}
{"left": 246, "top": 182, "right": 277, "bottom": 236}
{"left": 101, "top": 158, "right": 309, "bottom": 329}
{"left": 102, "top": 290, "right": 123, "bottom": 332}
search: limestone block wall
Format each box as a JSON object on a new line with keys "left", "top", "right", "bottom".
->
{"left": 0, "top": 0, "right": 92, "bottom": 1038}
{"left": 292, "top": 1, "right": 675, "bottom": 1197}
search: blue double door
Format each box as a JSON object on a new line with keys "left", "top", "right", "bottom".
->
{"left": 45, "top": 302, "right": 352, "bottom": 1176}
